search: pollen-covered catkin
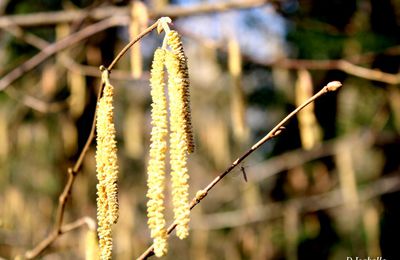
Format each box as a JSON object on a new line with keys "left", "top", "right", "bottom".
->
{"left": 146, "top": 48, "right": 168, "bottom": 257}
{"left": 165, "top": 49, "right": 190, "bottom": 239}
{"left": 166, "top": 30, "right": 195, "bottom": 154}
{"left": 96, "top": 69, "right": 119, "bottom": 259}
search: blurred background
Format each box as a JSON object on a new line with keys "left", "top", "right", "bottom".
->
{"left": 0, "top": 0, "right": 400, "bottom": 259}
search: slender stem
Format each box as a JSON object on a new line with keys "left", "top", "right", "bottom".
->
{"left": 0, "top": 16, "right": 126, "bottom": 92}
{"left": 136, "top": 81, "right": 342, "bottom": 260}
{"left": 107, "top": 20, "right": 159, "bottom": 71}
{"left": 25, "top": 217, "right": 95, "bottom": 259}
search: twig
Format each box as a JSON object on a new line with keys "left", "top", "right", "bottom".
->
{"left": 274, "top": 59, "right": 400, "bottom": 85}
{"left": 179, "top": 28, "right": 400, "bottom": 85}
{"left": 0, "top": 16, "right": 128, "bottom": 91}
{"left": 0, "top": 1, "right": 273, "bottom": 28}
{"left": 1, "top": 21, "right": 146, "bottom": 113}
{"left": 107, "top": 19, "right": 159, "bottom": 71}
{"left": 24, "top": 18, "right": 162, "bottom": 259}
{"left": 5, "top": 88, "right": 68, "bottom": 113}
{"left": 153, "top": 0, "right": 273, "bottom": 18}
{"left": 136, "top": 81, "right": 342, "bottom": 260}
{"left": 25, "top": 217, "right": 96, "bottom": 259}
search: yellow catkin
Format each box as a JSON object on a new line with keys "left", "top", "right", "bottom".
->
{"left": 85, "top": 229, "right": 99, "bottom": 260}
{"left": 147, "top": 48, "right": 168, "bottom": 257}
{"left": 166, "top": 30, "right": 195, "bottom": 154}
{"left": 96, "top": 69, "right": 119, "bottom": 260}
{"left": 165, "top": 49, "right": 190, "bottom": 239}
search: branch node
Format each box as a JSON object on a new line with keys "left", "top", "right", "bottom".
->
{"left": 67, "top": 167, "right": 76, "bottom": 176}
{"left": 157, "top": 16, "right": 172, "bottom": 34}
{"left": 273, "top": 126, "right": 286, "bottom": 137}
{"left": 194, "top": 189, "right": 208, "bottom": 203}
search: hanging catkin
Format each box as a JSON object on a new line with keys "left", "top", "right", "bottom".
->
{"left": 95, "top": 68, "right": 119, "bottom": 260}
{"left": 166, "top": 30, "right": 195, "bottom": 154}
{"left": 146, "top": 48, "right": 168, "bottom": 257}
{"left": 165, "top": 36, "right": 191, "bottom": 239}
{"left": 146, "top": 27, "right": 194, "bottom": 256}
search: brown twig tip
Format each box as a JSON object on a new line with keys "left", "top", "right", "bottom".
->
{"left": 325, "top": 81, "right": 342, "bottom": 92}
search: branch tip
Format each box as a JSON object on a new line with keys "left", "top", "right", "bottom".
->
{"left": 157, "top": 17, "right": 172, "bottom": 34}
{"left": 325, "top": 81, "right": 342, "bottom": 92}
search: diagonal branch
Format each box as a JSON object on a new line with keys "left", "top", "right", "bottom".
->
{"left": 179, "top": 28, "right": 400, "bottom": 85}
{"left": 137, "top": 81, "right": 342, "bottom": 259}
{"left": 0, "top": 1, "right": 274, "bottom": 28}
{"left": 0, "top": 16, "right": 128, "bottom": 92}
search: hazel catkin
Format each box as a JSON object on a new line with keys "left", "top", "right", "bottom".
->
{"left": 146, "top": 48, "right": 168, "bottom": 257}
{"left": 95, "top": 68, "right": 119, "bottom": 260}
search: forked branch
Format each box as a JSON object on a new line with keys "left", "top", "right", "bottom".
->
{"left": 137, "top": 81, "right": 342, "bottom": 260}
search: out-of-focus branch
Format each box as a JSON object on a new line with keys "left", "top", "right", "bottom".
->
{"left": 136, "top": 81, "right": 342, "bottom": 260}
{"left": 1, "top": 22, "right": 147, "bottom": 113}
{"left": 5, "top": 88, "right": 68, "bottom": 113}
{"left": 274, "top": 59, "right": 400, "bottom": 85}
{"left": 153, "top": 0, "right": 273, "bottom": 18}
{"left": 0, "top": 1, "right": 273, "bottom": 28}
{"left": 250, "top": 130, "right": 375, "bottom": 183}
{"left": 0, "top": 16, "right": 128, "bottom": 92}
{"left": 180, "top": 29, "right": 400, "bottom": 85}
{"left": 24, "top": 216, "right": 96, "bottom": 259}
{"left": 192, "top": 174, "right": 400, "bottom": 230}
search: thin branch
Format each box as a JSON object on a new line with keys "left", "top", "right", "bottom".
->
{"left": 0, "top": 16, "right": 128, "bottom": 92}
{"left": 5, "top": 88, "right": 68, "bottom": 113}
{"left": 180, "top": 28, "right": 400, "bottom": 85}
{"left": 274, "top": 59, "right": 400, "bottom": 85}
{"left": 24, "top": 18, "right": 162, "bottom": 259}
{"left": 153, "top": 0, "right": 273, "bottom": 18}
{"left": 249, "top": 130, "right": 375, "bottom": 183}
{"left": 0, "top": 6, "right": 128, "bottom": 28}
{"left": 25, "top": 217, "right": 96, "bottom": 259}
{"left": 136, "top": 81, "right": 342, "bottom": 260}
{"left": 107, "top": 19, "right": 159, "bottom": 71}
{"left": 0, "top": 1, "right": 274, "bottom": 28}
{"left": 1, "top": 20, "right": 146, "bottom": 114}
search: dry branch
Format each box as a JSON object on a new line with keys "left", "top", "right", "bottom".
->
{"left": 275, "top": 59, "right": 400, "bottom": 85}
{"left": 24, "top": 216, "right": 95, "bottom": 258}
{"left": 0, "top": 1, "right": 273, "bottom": 28}
{"left": 0, "top": 16, "right": 128, "bottom": 91}
{"left": 180, "top": 29, "right": 400, "bottom": 85}
{"left": 137, "top": 81, "right": 342, "bottom": 260}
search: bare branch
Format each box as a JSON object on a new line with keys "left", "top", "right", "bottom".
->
{"left": 25, "top": 216, "right": 96, "bottom": 259}
{"left": 180, "top": 28, "right": 400, "bottom": 85}
{"left": 0, "top": 16, "right": 128, "bottom": 91}
{"left": 274, "top": 59, "right": 400, "bottom": 85}
{"left": 136, "top": 81, "right": 342, "bottom": 260}
{"left": 0, "top": 1, "right": 274, "bottom": 28}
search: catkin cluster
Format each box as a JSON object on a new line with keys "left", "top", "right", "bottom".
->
{"left": 146, "top": 30, "right": 194, "bottom": 257}
{"left": 95, "top": 68, "right": 119, "bottom": 260}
